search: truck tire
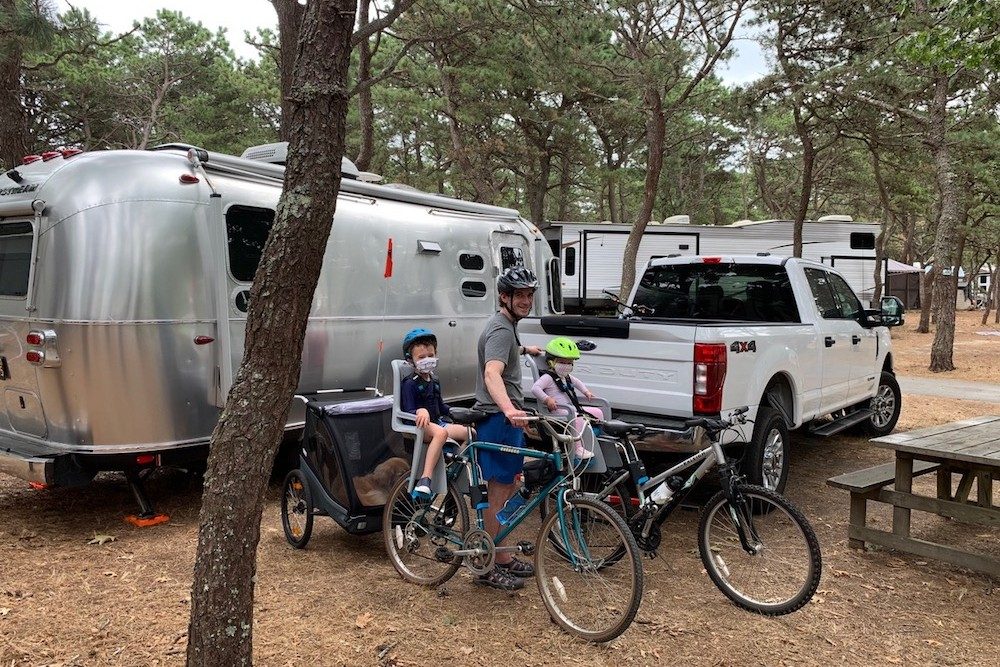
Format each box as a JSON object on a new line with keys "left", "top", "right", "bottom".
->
{"left": 860, "top": 371, "right": 901, "bottom": 437}
{"left": 741, "top": 406, "right": 789, "bottom": 494}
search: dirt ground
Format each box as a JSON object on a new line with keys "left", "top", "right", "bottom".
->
{"left": 2, "top": 318, "right": 999, "bottom": 666}
{"left": 891, "top": 310, "right": 1000, "bottom": 383}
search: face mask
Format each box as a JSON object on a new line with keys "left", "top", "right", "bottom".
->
{"left": 554, "top": 362, "right": 573, "bottom": 378}
{"left": 414, "top": 357, "right": 438, "bottom": 374}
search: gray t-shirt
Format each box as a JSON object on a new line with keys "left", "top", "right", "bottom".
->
{"left": 473, "top": 311, "right": 523, "bottom": 412}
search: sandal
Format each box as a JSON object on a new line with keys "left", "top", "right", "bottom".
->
{"left": 496, "top": 557, "right": 535, "bottom": 578}
{"left": 474, "top": 567, "right": 524, "bottom": 591}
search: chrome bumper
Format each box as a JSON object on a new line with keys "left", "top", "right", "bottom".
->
{"left": 0, "top": 448, "right": 53, "bottom": 485}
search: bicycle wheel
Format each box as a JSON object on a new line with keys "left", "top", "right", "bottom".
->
{"left": 536, "top": 496, "right": 643, "bottom": 642}
{"left": 281, "top": 469, "right": 313, "bottom": 549}
{"left": 698, "top": 484, "right": 821, "bottom": 615}
{"left": 383, "top": 475, "right": 469, "bottom": 586}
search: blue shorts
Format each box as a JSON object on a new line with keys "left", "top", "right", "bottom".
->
{"left": 475, "top": 412, "right": 525, "bottom": 484}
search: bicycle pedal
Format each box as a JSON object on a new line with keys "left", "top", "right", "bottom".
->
{"left": 517, "top": 540, "right": 535, "bottom": 556}
{"left": 434, "top": 546, "right": 455, "bottom": 563}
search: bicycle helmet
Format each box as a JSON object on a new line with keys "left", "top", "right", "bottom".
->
{"left": 544, "top": 337, "right": 580, "bottom": 361}
{"left": 402, "top": 327, "right": 437, "bottom": 358}
{"left": 496, "top": 266, "right": 538, "bottom": 295}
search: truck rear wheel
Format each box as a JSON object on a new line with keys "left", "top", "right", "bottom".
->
{"left": 741, "top": 406, "right": 789, "bottom": 494}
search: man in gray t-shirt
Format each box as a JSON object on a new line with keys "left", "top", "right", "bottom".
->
{"left": 471, "top": 267, "right": 542, "bottom": 591}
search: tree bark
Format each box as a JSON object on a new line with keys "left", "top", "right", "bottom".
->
{"left": 917, "top": 268, "right": 932, "bottom": 333}
{"left": 270, "top": 0, "right": 308, "bottom": 142}
{"left": 354, "top": 0, "right": 374, "bottom": 170}
{"left": 926, "top": 75, "right": 959, "bottom": 372}
{"left": 0, "top": 0, "right": 27, "bottom": 169}
{"left": 619, "top": 87, "right": 664, "bottom": 301}
{"left": 185, "top": 1, "right": 357, "bottom": 665}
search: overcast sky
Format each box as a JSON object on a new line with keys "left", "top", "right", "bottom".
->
{"left": 57, "top": 0, "right": 768, "bottom": 84}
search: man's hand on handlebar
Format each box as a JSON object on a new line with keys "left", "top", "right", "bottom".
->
{"left": 504, "top": 407, "right": 530, "bottom": 428}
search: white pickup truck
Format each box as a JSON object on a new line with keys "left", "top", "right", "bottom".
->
{"left": 519, "top": 255, "right": 904, "bottom": 492}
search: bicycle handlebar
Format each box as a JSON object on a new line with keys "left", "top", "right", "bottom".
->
{"left": 683, "top": 406, "right": 749, "bottom": 434}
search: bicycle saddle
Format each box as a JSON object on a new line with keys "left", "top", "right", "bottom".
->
{"left": 600, "top": 420, "right": 646, "bottom": 438}
{"left": 449, "top": 407, "right": 488, "bottom": 425}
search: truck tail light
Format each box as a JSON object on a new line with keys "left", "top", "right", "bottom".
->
{"left": 693, "top": 343, "right": 727, "bottom": 414}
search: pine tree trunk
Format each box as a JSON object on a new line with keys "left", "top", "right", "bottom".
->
{"left": 926, "top": 75, "right": 959, "bottom": 372}
{"left": 354, "top": 0, "right": 374, "bottom": 171}
{"left": 619, "top": 87, "right": 663, "bottom": 301}
{"left": 185, "top": 2, "right": 357, "bottom": 665}
{"left": 271, "top": 0, "right": 308, "bottom": 142}
{"left": 791, "top": 117, "right": 815, "bottom": 259}
{"left": 0, "top": 0, "right": 27, "bottom": 170}
{"left": 917, "top": 269, "right": 932, "bottom": 333}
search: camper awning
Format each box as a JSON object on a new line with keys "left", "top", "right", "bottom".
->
{"left": 886, "top": 259, "right": 921, "bottom": 274}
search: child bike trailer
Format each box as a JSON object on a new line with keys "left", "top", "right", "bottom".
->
{"left": 281, "top": 391, "right": 409, "bottom": 547}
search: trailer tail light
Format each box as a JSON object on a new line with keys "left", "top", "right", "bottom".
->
{"left": 26, "top": 331, "right": 44, "bottom": 346}
{"left": 179, "top": 174, "right": 199, "bottom": 184}
{"left": 702, "top": 257, "right": 722, "bottom": 264}
{"left": 135, "top": 454, "right": 156, "bottom": 466}
{"left": 22, "top": 155, "right": 42, "bottom": 165}
{"left": 693, "top": 343, "right": 727, "bottom": 414}
{"left": 26, "top": 350, "right": 44, "bottom": 365}
{"left": 41, "top": 151, "right": 61, "bottom": 162}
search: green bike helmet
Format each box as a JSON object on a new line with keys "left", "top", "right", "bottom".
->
{"left": 545, "top": 337, "right": 580, "bottom": 361}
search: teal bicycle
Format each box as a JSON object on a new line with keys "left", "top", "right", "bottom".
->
{"left": 383, "top": 409, "right": 643, "bottom": 643}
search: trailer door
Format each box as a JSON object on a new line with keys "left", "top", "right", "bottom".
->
{"left": 218, "top": 204, "right": 276, "bottom": 405}
{"left": 0, "top": 218, "right": 48, "bottom": 438}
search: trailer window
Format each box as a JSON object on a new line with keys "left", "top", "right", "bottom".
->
{"left": 0, "top": 222, "right": 33, "bottom": 297}
{"left": 459, "top": 253, "right": 485, "bottom": 271}
{"left": 633, "top": 263, "right": 800, "bottom": 322}
{"left": 499, "top": 246, "right": 524, "bottom": 271}
{"left": 461, "top": 280, "right": 487, "bottom": 298}
{"left": 564, "top": 247, "right": 576, "bottom": 276}
{"left": 226, "top": 205, "right": 275, "bottom": 282}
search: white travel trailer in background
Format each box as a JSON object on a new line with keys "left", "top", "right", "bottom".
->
{"left": 546, "top": 215, "right": 880, "bottom": 312}
{"left": 0, "top": 143, "right": 560, "bottom": 508}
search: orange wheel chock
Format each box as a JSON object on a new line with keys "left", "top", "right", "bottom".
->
{"left": 125, "top": 513, "right": 170, "bottom": 527}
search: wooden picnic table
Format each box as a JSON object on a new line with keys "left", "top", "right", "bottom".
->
{"left": 828, "top": 415, "right": 1000, "bottom": 577}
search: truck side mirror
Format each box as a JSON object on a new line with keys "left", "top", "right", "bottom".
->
{"left": 879, "top": 296, "right": 904, "bottom": 327}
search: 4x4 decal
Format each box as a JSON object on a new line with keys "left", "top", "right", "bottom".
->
{"left": 730, "top": 340, "right": 756, "bottom": 353}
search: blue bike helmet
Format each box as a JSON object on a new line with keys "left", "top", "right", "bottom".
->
{"left": 402, "top": 327, "right": 437, "bottom": 358}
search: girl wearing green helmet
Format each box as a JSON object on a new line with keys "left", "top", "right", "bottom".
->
{"left": 531, "top": 337, "right": 605, "bottom": 461}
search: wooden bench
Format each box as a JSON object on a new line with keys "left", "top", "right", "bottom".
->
{"left": 827, "top": 461, "right": 940, "bottom": 549}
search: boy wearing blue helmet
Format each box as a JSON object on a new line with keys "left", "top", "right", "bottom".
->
{"left": 400, "top": 328, "right": 467, "bottom": 497}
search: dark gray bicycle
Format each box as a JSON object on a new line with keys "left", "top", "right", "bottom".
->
{"left": 575, "top": 407, "right": 822, "bottom": 615}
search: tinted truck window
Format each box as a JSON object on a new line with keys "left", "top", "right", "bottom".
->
{"left": 633, "top": 263, "right": 800, "bottom": 322}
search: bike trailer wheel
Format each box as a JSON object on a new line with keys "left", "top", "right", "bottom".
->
{"left": 281, "top": 468, "right": 314, "bottom": 549}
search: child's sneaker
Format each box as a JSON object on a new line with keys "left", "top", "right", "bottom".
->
{"left": 574, "top": 443, "right": 594, "bottom": 460}
{"left": 412, "top": 476, "right": 432, "bottom": 498}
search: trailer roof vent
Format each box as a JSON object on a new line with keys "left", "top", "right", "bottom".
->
{"left": 664, "top": 214, "right": 690, "bottom": 225}
{"left": 648, "top": 219, "right": 662, "bottom": 225}
{"left": 240, "top": 141, "right": 359, "bottom": 180}
{"left": 817, "top": 214, "right": 854, "bottom": 222}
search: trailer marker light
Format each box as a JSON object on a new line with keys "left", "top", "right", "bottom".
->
{"left": 702, "top": 257, "right": 722, "bottom": 264}
{"left": 135, "top": 454, "right": 156, "bottom": 466}
{"left": 41, "top": 151, "right": 61, "bottom": 161}
{"left": 26, "top": 331, "right": 44, "bottom": 346}
{"left": 179, "top": 174, "right": 200, "bottom": 184}
{"left": 61, "top": 148, "right": 83, "bottom": 158}
{"left": 29, "top": 482, "right": 49, "bottom": 490}
{"left": 22, "top": 155, "right": 42, "bottom": 165}
{"left": 26, "top": 350, "right": 44, "bottom": 364}
{"left": 194, "top": 335, "right": 215, "bottom": 345}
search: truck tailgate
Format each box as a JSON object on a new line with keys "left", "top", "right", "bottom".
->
{"left": 519, "top": 317, "right": 697, "bottom": 417}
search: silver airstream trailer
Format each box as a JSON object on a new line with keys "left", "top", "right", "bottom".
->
{"left": 0, "top": 144, "right": 561, "bottom": 503}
